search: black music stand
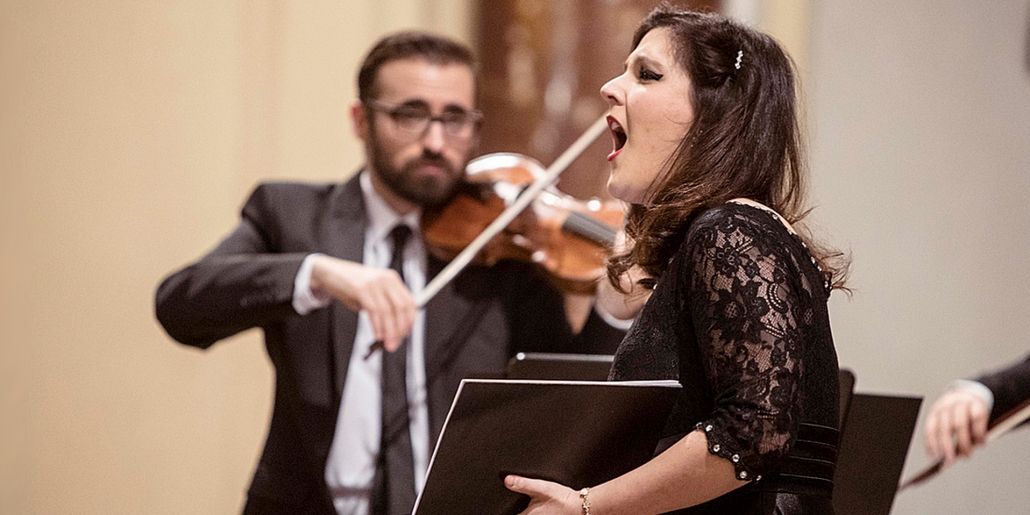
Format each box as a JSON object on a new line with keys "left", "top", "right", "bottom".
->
{"left": 505, "top": 352, "right": 613, "bottom": 381}
{"left": 833, "top": 393, "right": 923, "bottom": 515}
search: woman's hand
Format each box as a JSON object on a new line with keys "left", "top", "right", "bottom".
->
{"left": 505, "top": 475, "right": 582, "bottom": 515}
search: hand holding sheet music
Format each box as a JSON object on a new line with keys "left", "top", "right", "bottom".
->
{"left": 503, "top": 475, "right": 582, "bottom": 515}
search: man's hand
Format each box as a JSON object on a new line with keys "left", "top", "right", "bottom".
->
{"left": 924, "top": 389, "right": 990, "bottom": 468}
{"left": 309, "top": 255, "right": 415, "bottom": 352}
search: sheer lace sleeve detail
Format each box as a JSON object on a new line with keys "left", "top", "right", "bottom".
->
{"left": 685, "top": 208, "right": 812, "bottom": 481}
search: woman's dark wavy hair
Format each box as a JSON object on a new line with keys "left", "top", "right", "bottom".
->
{"left": 607, "top": 5, "right": 849, "bottom": 292}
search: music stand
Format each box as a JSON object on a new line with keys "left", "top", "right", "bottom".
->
{"left": 505, "top": 352, "right": 613, "bottom": 381}
{"left": 833, "top": 393, "right": 923, "bottom": 515}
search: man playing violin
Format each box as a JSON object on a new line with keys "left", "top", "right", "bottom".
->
{"left": 154, "top": 31, "right": 625, "bottom": 515}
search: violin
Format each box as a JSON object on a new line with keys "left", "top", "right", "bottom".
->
{"left": 413, "top": 115, "right": 610, "bottom": 308}
{"left": 422, "top": 153, "right": 626, "bottom": 294}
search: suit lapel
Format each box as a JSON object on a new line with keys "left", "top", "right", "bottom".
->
{"left": 423, "top": 257, "right": 461, "bottom": 382}
{"left": 423, "top": 256, "right": 480, "bottom": 444}
{"left": 325, "top": 174, "right": 366, "bottom": 401}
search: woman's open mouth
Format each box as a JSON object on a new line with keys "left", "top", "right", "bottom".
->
{"left": 607, "top": 115, "right": 626, "bottom": 162}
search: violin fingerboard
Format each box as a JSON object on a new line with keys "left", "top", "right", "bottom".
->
{"left": 562, "top": 212, "right": 617, "bottom": 246}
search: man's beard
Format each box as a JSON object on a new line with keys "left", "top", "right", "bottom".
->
{"left": 367, "top": 130, "right": 469, "bottom": 208}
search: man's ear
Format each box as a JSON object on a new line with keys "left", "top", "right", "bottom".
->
{"left": 350, "top": 100, "right": 369, "bottom": 142}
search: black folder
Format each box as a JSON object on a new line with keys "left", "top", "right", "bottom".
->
{"left": 832, "top": 393, "right": 923, "bottom": 515}
{"left": 412, "top": 379, "right": 680, "bottom": 515}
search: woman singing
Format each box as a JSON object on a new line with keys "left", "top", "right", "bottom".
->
{"left": 505, "top": 6, "right": 849, "bottom": 515}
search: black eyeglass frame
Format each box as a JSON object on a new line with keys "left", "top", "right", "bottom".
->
{"left": 364, "top": 99, "right": 483, "bottom": 139}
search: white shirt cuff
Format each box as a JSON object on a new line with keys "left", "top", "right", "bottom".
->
{"left": 949, "top": 379, "right": 995, "bottom": 411}
{"left": 293, "top": 253, "right": 332, "bottom": 315}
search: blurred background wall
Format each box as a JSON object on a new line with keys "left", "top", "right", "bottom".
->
{"left": 1, "top": 1, "right": 1028, "bottom": 514}
{"left": 808, "top": 1, "right": 1030, "bottom": 513}
{"left": 0, "top": 2, "right": 473, "bottom": 514}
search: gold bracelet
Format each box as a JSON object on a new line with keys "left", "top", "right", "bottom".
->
{"left": 579, "top": 487, "right": 591, "bottom": 515}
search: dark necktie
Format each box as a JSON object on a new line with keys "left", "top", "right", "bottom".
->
{"left": 373, "top": 224, "right": 416, "bottom": 515}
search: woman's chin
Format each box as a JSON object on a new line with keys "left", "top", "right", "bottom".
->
{"left": 607, "top": 181, "right": 641, "bottom": 205}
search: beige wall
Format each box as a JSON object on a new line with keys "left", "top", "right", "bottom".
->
{"left": 808, "top": 1, "right": 1030, "bottom": 514}
{"left": 0, "top": 1, "right": 470, "bottom": 514}
{"left": 733, "top": 2, "right": 1030, "bottom": 510}
{"left": 724, "top": 0, "right": 811, "bottom": 72}
{"left": 5, "top": 1, "right": 1030, "bottom": 514}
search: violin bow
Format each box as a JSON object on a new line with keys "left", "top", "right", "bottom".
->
{"left": 897, "top": 395, "right": 1030, "bottom": 491}
{"left": 413, "top": 115, "right": 609, "bottom": 309}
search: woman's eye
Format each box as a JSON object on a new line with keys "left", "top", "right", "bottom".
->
{"left": 638, "top": 67, "right": 662, "bottom": 82}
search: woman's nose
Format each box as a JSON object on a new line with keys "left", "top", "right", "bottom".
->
{"left": 600, "top": 76, "right": 623, "bottom": 106}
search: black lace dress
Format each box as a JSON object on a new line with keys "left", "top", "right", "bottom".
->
{"left": 609, "top": 202, "right": 840, "bottom": 515}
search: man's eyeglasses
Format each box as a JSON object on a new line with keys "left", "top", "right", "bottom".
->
{"left": 365, "top": 100, "right": 482, "bottom": 140}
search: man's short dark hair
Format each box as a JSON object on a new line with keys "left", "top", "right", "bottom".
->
{"left": 357, "top": 31, "right": 478, "bottom": 103}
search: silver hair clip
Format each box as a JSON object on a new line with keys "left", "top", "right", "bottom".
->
{"left": 734, "top": 50, "right": 743, "bottom": 70}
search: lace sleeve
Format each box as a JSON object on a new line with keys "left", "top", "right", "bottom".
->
{"left": 685, "top": 211, "right": 806, "bottom": 481}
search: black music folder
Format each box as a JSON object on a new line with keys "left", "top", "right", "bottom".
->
{"left": 832, "top": 393, "right": 923, "bottom": 515}
{"left": 411, "top": 379, "right": 680, "bottom": 515}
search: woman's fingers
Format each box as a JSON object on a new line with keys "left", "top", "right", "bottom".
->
{"left": 505, "top": 475, "right": 550, "bottom": 496}
{"left": 505, "top": 475, "right": 580, "bottom": 515}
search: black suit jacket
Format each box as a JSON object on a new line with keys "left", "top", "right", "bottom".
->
{"left": 155, "top": 175, "right": 622, "bottom": 514}
{"left": 977, "top": 354, "right": 1030, "bottom": 425}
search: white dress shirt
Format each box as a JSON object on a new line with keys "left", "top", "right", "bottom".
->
{"left": 293, "top": 171, "right": 430, "bottom": 515}
{"left": 948, "top": 378, "right": 995, "bottom": 410}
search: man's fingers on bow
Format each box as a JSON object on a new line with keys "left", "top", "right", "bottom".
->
{"left": 951, "top": 401, "right": 973, "bottom": 458}
{"left": 970, "top": 398, "right": 989, "bottom": 446}
{"left": 924, "top": 403, "right": 943, "bottom": 460}
{"left": 381, "top": 276, "right": 416, "bottom": 352}
{"left": 357, "top": 269, "right": 413, "bottom": 351}
{"left": 936, "top": 403, "right": 957, "bottom": 466}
